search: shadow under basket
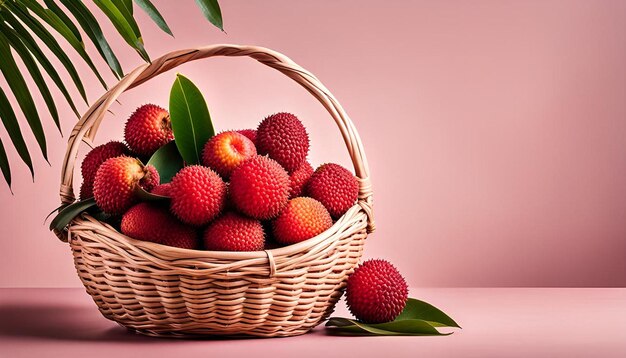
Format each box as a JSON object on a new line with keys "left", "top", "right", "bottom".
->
{"left": 55, "top": 44, "right": 375, "bottom": 338}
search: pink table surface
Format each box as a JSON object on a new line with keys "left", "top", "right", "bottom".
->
{"left": 1, "top": 288, "right": 625, "bottom": 357}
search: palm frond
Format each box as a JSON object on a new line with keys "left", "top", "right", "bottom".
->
{"left": 0, "top": 0, "right": 224, "bottom": 191}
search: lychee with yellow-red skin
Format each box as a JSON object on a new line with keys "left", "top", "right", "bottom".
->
{"left": 203, "top": 212, "right": 265, "bottom": 251}
{"left": 202, "top": 131, "right": 257, "bottom": 179}
{"left": 80, "top": 141, "right": 129, "bottom": 199}
{"left": 169, "top": 165, "right": 226, "bottom": 226}
{"left": 306, "top": 163, "right": 359, "bottom": 219}
{"left": 121, "top": 202, "right": 197, "bottom": 249}
{"left": 93, "top": 156, "right": 160, "bottom": 215}
{"left": 124, "top": 104, "right": 173, "bottom": 156}
{"left": 229, "top": 156, "right": 290, "bottom": 220}
{"left": 273, "top": 197, "right": 333, "bottom": 245}
{"left": 256, "top": 113, "right": 309, "bottom": 173}
{"left": 346, "top": 259, "right": 408, "bottom": 324}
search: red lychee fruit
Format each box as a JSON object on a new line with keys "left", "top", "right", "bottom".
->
{"left": 306, "top": 163, "right": 359, "bottom": 219}
{"left": 237, "top": 129, "right": 257, "bottom": 144}
{"left": 169, "top": 165, "right": 226, "bottom": 226}
{"left": 80, "top": 141, "right": 129, "bottom": 199}
{"left": 229, "top": 156, "right": 290, "bottom": 220}
{"left": 121, "top": 203, "right": 197, "bottom": 249}
{"left": 203, "top": 212, "right": 265, "bottom": 251}
{"left": 346, "top": 259, "right": 409, "bottom": 324}
{"left": 151, "top": 183, "right": 172, "bottom": 197}
{"left": 288, "top": 162, "right": 314, "bottom": 198}
{"left": 201, "top": 131, "right": 257, "bottom": 179}
{"left": 93, "top": 156, "right": 160, "bottom": 214}
{"left": 273, "top": 197, "right": 332, "bottom": 245}
{"left": 256, "top": 113, "right": 309, "bottom": 173}
{"left": 141, "top": 165, "right": 160, "bottom": 192}
{"left": 124, "top": 104, "right": 173, "bottom": 156}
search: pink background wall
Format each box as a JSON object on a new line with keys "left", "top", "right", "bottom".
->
{"left": 0, "top": 0, "right": 624, "bottom": 288}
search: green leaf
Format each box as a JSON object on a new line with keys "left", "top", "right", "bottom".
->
{"left": 0, "top": 88, "right": 33, "bottom": 178}
{"left": 0, "top": 139, "right": 11, "bottom": 191}
{"left": 134, "top": 0, "right": 173, "bottom": 36}
{"left": 0, "top": 24, "right": 60, "bottom": 133}
{"left": 326, "top": 317, "right": 449, "bottom": 336}
{"left": 147, "top": 141, "right": 184, "bottom": 183}
{"left": 194, "top": 0, "right": 223, "bottom": 31}
{"left": 123, "top": 0, "right": 134, "bottom": 14}
{"left": 94, "top": 0, "right": 150, "bottom": 62}
{"left": 135, "top": 186, "right": 170, "bottom": 202}
{"left": 49, "top": 197, "right": 97, "bottom": 232}
{"left": 169, "top": 74, "right": 215, "bottom": 164}
{"left": 0, "top": 35, "right": 47, "bottom": 162}
{"left": 112, "top": 0, "right": 138, "bottom": 32}
{"left": 396, "top": 298, "right": 461, "bottom": 328}
{"left": 1, "top": 3, "right": 88, "bottom": 106}
{"left": 14, "top": 0, "right": 108, "bottom": 89}
{"left": 325, "top": 297, "right": 460, "bottom": 336}
{"left": 43, "top": 0, "right": 83, "bottom": 43}
{"left": 59, "top": 0, "right": 124, "bottom": 79}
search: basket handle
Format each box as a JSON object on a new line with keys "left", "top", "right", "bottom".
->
{"left": 58, "top": 44, "right": 374, "bottom": 233}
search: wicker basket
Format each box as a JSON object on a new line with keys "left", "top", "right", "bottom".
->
{"left": 55, "top": 44, "right": 374, "bottom": 338}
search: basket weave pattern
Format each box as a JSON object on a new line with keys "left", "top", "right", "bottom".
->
{"left": 57, "top": 44, "right": 374, "bottom": 337}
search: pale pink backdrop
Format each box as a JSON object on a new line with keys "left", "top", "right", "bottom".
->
{"left": 0, "top": 0, "right": 624, "bottom": 288}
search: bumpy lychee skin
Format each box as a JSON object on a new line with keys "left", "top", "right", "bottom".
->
{"left": 80, "top": 141, "right": 129, "bottom": 199}
{"left": 151, "top": 183, "right": 172, "bottom": 197}
{"left": 121, "top": 203, "right": 198, "bottom": 249}
{"left": 229, "top": 156, "right": 290, "bottom": 220}
{"left": 273, "top": 197, "right": 332, "bottom": 245}
{"left": 346, "top": 259, "right": 409, "bottom": 324}
{"left": 203, "top": 212, "right": 265, "bottom": 251}
{"left": 169, "top": 165, "right": 226, "bottom": 226}
{"left": 93, "top": 156, "right": 159, "bottom": 214}
{"left": 256, "top": 113, "right": 309, "bottom": 173}
{"left": 237, "top": 129, "right": 257, "bottom": 144}
{"left": 124, "top": 104, "right": 173, "bottom": 156}
{"left": 288, "top": 162, "right": 314, "bottom": 198}
{"left": 306, "top": 163, "right": 359, "bottom": 219}
{"left": 141, "top": 165, "right": 160, "bottom": 192}
{"left": 201, "top": 131, "right": 257, "bottom": 178}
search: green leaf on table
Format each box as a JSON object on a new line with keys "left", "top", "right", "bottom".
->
{"left": 147, "top": 141, "right": 184, "bottom": 183}
{"left": 0, "top": 139, "right": 11, "bottom": 192}
{"left": 397, "top": 298, "right": 461, "bottom": 328}
{"left": 326, "top": 317, "right": 449, "bottom": 336}
{"left": 49, "top": 198, "right": 97, "bottom": 231}
{"left": 93, "top": 0, "right": 150, "bottom": 62}
{"left": 169, "top": 74, "right": 215, "bottom": 164}
{"left": 0, "top": 35, "right": 47, "bottom": 162}
{"left": 325, "top": 297, "right": 460, "bottom": 336}
{"left": 134, "top": 0, "right": 173, "bottom": 36}
{"left": 194, "top": 0, "right": 224, "bottom": 31}
{"left": 60, "top": 0, "right": 124, "bottom": 79}
{"left": 0, "top": 88, "right": 33, "bottom": 178}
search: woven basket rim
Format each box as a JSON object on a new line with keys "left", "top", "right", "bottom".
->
{"left": 72, "top": 203, "right": 365, "bottom": 261}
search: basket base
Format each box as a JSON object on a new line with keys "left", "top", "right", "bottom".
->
{"left": 122, "top": 323, "right": 313, "bottom": 339}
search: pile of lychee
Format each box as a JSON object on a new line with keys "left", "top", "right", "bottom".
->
{"left": 81, "top": 104, "right": 360, "bottom": 251}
